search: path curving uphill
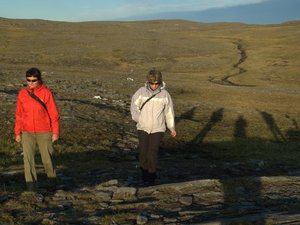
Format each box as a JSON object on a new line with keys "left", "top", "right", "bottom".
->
{"left": 209, "top": 39, "right": 253, "bottom": 87}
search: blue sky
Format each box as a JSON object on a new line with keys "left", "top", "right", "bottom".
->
{"left": 0, "top": 0, "right": 299, "bottom": 24}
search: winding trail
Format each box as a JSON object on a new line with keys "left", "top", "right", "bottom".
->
{"left": 209, "top": 39, "right": 253, "bottom": 87}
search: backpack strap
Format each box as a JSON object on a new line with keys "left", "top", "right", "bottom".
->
{"left": 27, "top": 90, "right": 48, "bottom": 112}
{"left": 139, "top": 90, "right": 161, "bottom": 111}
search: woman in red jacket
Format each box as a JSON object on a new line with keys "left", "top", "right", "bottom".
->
{"left": 15, "top": 67, "right": 60, "bottom": 191}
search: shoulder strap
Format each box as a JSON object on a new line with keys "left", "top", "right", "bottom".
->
{"left": 27, "top": 90, "right": 48, "bottom": 112}
{"left": 139, "top": 90, "right": 161, "bottom": 111}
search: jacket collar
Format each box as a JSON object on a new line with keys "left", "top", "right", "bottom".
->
{"left": 26, "top": 84, "right": 44, "bottom": 92}
{"left": 145, "top": 81, "right": 166, "bottom": 94}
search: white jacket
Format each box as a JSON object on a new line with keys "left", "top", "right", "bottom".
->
{"left": 130, "top": 82, "right": 175, "bottom": 134}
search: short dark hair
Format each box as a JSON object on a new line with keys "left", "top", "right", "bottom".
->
{"left": 26, "top": 67, "right": 42, "bottom": 83}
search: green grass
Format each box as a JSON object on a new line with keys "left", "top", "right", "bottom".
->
{"left": 209, "top": 139, "right": 300, "bottom": 162}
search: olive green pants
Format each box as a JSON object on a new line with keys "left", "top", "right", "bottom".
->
{"left": 22, "top": 132, "right": 56, "bottom": 184}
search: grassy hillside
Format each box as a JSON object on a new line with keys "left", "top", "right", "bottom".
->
{"left": 0, "top": 18, "right": 299, "bottom": 169}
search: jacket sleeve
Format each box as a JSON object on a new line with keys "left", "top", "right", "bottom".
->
{"left": 130, "top": 88, "right": 142, "bottom": 123}
{"left": 14, "top": 92, "right": 23, "bottom": 136}
{"left": 164, "top": 92, "right": 175, "bottom": 132}
{"left": 46, "top": 90, "right": 60, "bottom": 135}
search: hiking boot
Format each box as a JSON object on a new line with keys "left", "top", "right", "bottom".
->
{"left": 139, "top": 167, "right": 149, "bottom": 182}
{"left": 147, "top": 172, "right": 157, "bottom": 185}
{"left": 47, "top": 178, "right": 57, "bottom": 192}
{"left": 26, "top": 182, "right": 37, "bottom": 192}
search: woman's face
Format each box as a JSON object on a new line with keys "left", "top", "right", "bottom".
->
{"left": 149, "top": 81, "right": 160, "bottom": 91}
{"left": 26, "top": 76, "right": 40, "bottom": 89}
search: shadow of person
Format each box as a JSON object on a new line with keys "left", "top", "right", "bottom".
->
{"left": 175, "top": 106, "right": 200, "bottom": 123}
{"left": 192, "top": 108, "right": 224, "bottom": 144}
{"left": 220, "top": 115, "right": 265, "bottom": 224}
{"left": 285, "top": 114, "right": 300, "bottom": 141}
{"left": 221, "top": 177, "right": 265, "bottom": 224}
{"left": 259, "top": 111, "right": 286, "bottom": 142}
{"left": 234, "top": 115, "right": 247, "bottom": 139}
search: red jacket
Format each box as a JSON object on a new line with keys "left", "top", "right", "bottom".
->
{"left": 15, "top": 84, "right": 60, "bottom": 136}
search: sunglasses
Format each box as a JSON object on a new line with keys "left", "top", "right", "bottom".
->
{"left": 149, "top": 82, "right": 160, "bottom": 85}
{"left": 26, "top": 79, "right": 38, "bottom": 83}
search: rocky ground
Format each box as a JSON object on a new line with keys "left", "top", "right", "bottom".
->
{"left": 1, "top": 86, "right": 300, "bottom": 225}
{"left": 1, "top": 154, "right": 300, "bottom": 224}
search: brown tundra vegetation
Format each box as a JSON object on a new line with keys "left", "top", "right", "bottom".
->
{"left": 0, "top": 17, "right": 300, "bottom": 224}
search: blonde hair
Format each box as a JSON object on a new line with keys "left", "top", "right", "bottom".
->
{"left": 147, "top": 68, "right": 162, "bottom": 83}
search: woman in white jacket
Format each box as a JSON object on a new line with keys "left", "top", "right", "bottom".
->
{"left": 131, "top": 68, "right": 176, "bottom": 185}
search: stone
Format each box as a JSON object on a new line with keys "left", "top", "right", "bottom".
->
{"left": 94, "top": 191, "right": 112, "bottom": 202}
{"left": 112, "top": 187, "right": 137, "bottom": 200}
{"left": 136, "top": 214, "right": 148, "bottom": 225}
{"left": 179, "top": 196, "right": 193, "bottom": 206}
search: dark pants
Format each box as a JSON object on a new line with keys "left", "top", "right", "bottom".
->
{"left": 138, "top": 130, "right": 164, "bottom": 173}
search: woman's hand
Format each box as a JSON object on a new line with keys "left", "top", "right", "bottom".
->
{"left": 171, "top": 130, "right": 177, "bottom": 138}
{"left": 15, "top": 135, "right": 21, "bottom": 143}
{"left": 52, "top": 134, "right": 59, "bottom": 143}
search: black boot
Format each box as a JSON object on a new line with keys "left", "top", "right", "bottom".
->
{"left": 47, "top": 178, "right": 57, "bottom": 192}
{"left": 140, "top": 167, "right": 149, "bottom": 182}
{"left": 147, "top": 172, "right": 157, "bottom": 185}
{"left": 26, "top": 182, "right": 37, "bottom": 192}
